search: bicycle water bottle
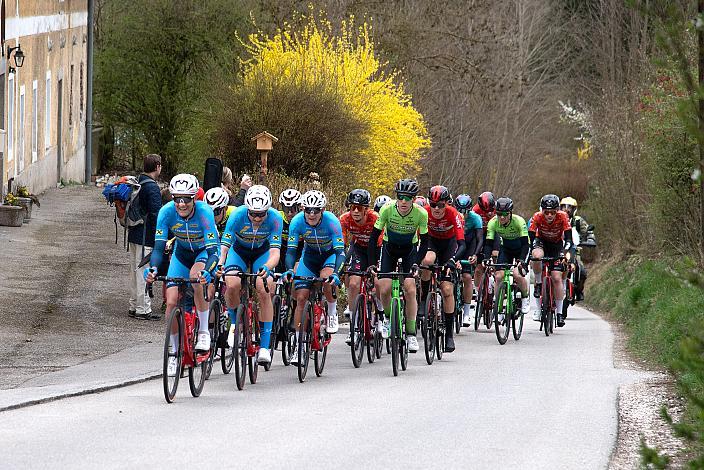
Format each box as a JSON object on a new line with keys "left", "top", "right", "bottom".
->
{"left": 488, "top": 276, "right": 495, "bottom": 295}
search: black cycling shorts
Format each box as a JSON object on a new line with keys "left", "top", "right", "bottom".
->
{"left": 380, "top": 242, "right": 417, "bottom": 274}
{"left": 428, "top": 237, "right": 458, "bottom": 265}
{"left": 532, "top": 238, "right": 565, "bottom": 272}
{"left": 346, "top": 243, "right": 371, "bottom": 272}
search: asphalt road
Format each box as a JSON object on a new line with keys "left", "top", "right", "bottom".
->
{"left": 0, "top": 304, "right": 640, "bottom": 470}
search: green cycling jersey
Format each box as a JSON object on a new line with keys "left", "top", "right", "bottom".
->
{"left": 486, "top": 214, "right": 528, "bottom": 244}
{"left": 374, "top": 201, "right": 428, "bottom": 245}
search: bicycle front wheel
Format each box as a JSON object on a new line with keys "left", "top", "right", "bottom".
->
{"left": 234, "top": 305, "right": 247, "bottom": 390}
{"left": 366, "top": 299, "right": 378, "bottom": 364}
{"left": 494, "top": 283, "right": 510, "bottom": 345}
{"left": 205, "top": 298, "right": 222, "bottom": 380}
{"left": 248, "top": 315, "right": 260, "bottom": 384}
{"left": 163, "top": 308, "right": 183, "bottom": 403}
{"left": 541, "top": 282, "right": 551, "bottom": 337}
{"left": 454, "top": 283, "right": 462, "bottom": 334}
{"left": 512, "top": 296, "right": 524, "bottom": 341}
{"left": 350, "top": 294, "right": 365, "bottom": 368}
{"left": 188, "top": 356, "right": 206, "bottom": 397}
{"left": 298, "top": 302, "right": 312, "bottom": 383}
{"left": 474, "top": 288, "right": 483, "bottom": 331}
{"left": 424, "top": 293, "right": 436, "bottom": 365}
{"left": 390, "top": 301, "right": 400, "bottom": 377}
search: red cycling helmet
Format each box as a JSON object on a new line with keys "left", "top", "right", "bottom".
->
{"left": 428, "top": 185, "right": 451, "bottom": 203}
{"left": 478, "top": 191, "right": 495, "bottom": 212}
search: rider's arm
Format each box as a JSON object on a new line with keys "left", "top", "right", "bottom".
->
{"left": 454, "top": 238, "right": 466, "bottom": 261}
{"left": 149, "top": 207, "right": 170, "bottom": 272}
{"left": 416, "top": 232, "right": 429, "bottom": 264}
{"left": 482, "top": 219, "right": 496, "bottom": 258}
{"left": 519, "top": 235, "right": 530, "bottom": 262}
{"left": 368, "top": 227, "right": 382, "bottom": 266}
{"left": 472, "top": 228, "right": 484, "bottom": 256}
{"left": 563, "top": 229, "right": 575, "bottom": 255}
{"left": 528, "top": 229, "right": 536, "bottom": 248}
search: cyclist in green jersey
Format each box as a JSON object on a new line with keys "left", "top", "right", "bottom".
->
{"left": 483, "top": 197, "right": 531, "bottom": 316}
{"left": 368, "top": 179, "right": 429, "bottom": 353}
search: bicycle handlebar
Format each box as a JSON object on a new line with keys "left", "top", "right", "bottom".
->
{"left": 221, "top": 271, "right": 270, "bottom": 293}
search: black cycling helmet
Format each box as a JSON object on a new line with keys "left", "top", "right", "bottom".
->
{"left": 455, "top": 194, "right": 472, "bottom": 210}
{"left": 346, "top": 189, "right": 371, "bottom": 206}
{"left": 540, "top": 194, "right": 560, "bottom": 210}
{"left": 428, "top": 185, "right": 451, "bottom": 203}
{"left": 495, "top": 197, "right": 514, "bottom": 213}
{"left": 394, "top": 178, "right": 419, "bottom": 196}
{"left": 478, "top": 191, "right": 496, "bottom": 212}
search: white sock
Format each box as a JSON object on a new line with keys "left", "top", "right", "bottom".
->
{"left": 327, "top": 301, "right": 337, "bottom": 317}
{"left": 198, "top": 310, "right": 209, "bottom": 333}
{"left": 170, "top": 334, "right": 178, "bottom": 352}
{"left": 556, "top": 299, "right": 563, "bottom": 316}
{"left": 463, "top": 303, "right": 471, "bottom": 315}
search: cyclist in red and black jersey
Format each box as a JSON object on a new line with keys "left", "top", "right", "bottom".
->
{"left": 419, "top": 185, "right": 466, "bottom": 352}
{"left": 528, "top": 194, "right": 575, "bottom": 326}
{"left": 472, "top": 191, "right": 496, "bottom": 297}
{"left": 340, "top": 189, "right": 385, "bottom": 337}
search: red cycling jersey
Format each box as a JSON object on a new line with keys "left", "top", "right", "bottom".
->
{"left": 340, "top": 210, "right": 380, "bottom": 247}
{"left": 424, "top": 204, "right": 465, "bottom": 240}
{"left": 529, "top": 210, "right": 571, "bottom": 243}
{"left": 472, "top": 204, "right": 495, "bottom": 230}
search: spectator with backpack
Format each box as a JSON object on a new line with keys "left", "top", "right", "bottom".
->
{"left": 127, "top": 154, "right": 163, "bottom": 320}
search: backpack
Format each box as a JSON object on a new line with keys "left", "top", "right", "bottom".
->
{"left": 102, "top": 175, "right": 147, "bottom": 251}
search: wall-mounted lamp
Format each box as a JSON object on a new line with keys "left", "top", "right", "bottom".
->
{"left": 7, "top": 44, "right": 25, "bottom": 74}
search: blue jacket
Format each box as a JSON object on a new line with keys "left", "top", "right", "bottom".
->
{"left": 127, "top": 174, "right": 162, "bottom": 247}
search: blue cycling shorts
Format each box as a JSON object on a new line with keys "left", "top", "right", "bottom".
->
{"left": 294, "top": 249, "right": 337, "bottom": 289}
{"left": 167, "top": 247, "right": 208, "bottom": 288}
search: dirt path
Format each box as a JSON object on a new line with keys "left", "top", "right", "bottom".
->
{"left": 0, "top": 185, "right": 161, "bottom": 389}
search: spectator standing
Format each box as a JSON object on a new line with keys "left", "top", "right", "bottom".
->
{"left": 221, "top": 167, "right": 237, "bottom": 201}
{"left": 231, "top": 172, "right": 252, "bottom": 206}
{"left": 128, "top": 154, "right": 163, "bottom": 320}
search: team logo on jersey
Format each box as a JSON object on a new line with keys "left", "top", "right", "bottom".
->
{"left": 224, "top": 233, "right": 232, "bottom": 239}
{"left": 172, "top": 223, "right": 183, "bottom": 230}
{"left": 272, "top": 235, "right": 280, "bottom": 242}
{"left": 207, "top": 233, "right": 215, "bottom": 240}
{"left": 156, "top": 229, "right": 163, "bottom": 236}
{"left": 336, "top": 237, "right": 343, "bottom": 243}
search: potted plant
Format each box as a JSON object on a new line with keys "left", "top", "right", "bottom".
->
{"left": 0, "top": 193, "right": 24, "bottom": 227}
{"left": 15, "top": 185, "right": 40, "bottom": 221}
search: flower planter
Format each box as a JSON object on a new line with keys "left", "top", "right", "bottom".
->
{"left": 15, "top": 197, "right": 32, "bottom": 222}
{"left": 0, "top": 205, "right": 24, "bottom": 227}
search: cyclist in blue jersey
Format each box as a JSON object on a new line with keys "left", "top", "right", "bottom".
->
{"left": 145, "top": 174, "right": 220, "bottom": 375}
{"left": 219, "top": 185, "right": 283, "bottom": 365}
{"left": 283, "top": 190, "right": 345, "bottom": 364}
{"left": 455, "top": 193, "right": 484, "bottom": 325}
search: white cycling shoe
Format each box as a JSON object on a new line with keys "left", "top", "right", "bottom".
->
{"left": 377, "top": 319, "right": 390, "bottom": 339}
{"left": 407, "top": 335, "right": 419, "bottom": 353}
{"left": 327, "top": 313, "right": 339, "bottom": 334}
{"left": 257, "top": 348, "right": 271, "bottom": 364}
{"left": 195, "top": 332, "right": 211, "bottom": 352}
{"left": 521, "top": 297, "right": 530, "bottom": 315}
{"left": 532, "top": 309, "right": 541, "bottom": 322}
{"left": 167, "top": 356, "right": 178, "bottom": 377}
{"left": 462, "top": 309, "right": 471, "bottom": 327}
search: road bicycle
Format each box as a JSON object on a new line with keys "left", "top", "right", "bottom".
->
{"left": 206, "top": 275, "right": 235, "bottom": 378}
{"left": 475, "top": 261, "right": 496, "bottom": 331}
{"left": 453, "top": 267, "right": 463, "bottom": 334}
{"left": 291, "top": 276, "right": 334, "bottom": 383}
{"left": 271, "top": 273, "right": 296, "bottom": 367}
{"left": 531, "top": 255, "right": 566, "bottom": 336}
{"left": 378, "top": 261, "right": 410, "bottom": 377}
{"left": 148, "top": 277, "right": 210, "bottom": 403}
{"left": 225, "top": 271, "right": 268, "bottom": 390}
{"left": 345, "top": 269, "right": 383, "bottom": 368}
{"left": 486, "top": 261, "right": 524, "bottom": 344}
{"left": 419, "top": 264, "right": 450, "bottom": 365}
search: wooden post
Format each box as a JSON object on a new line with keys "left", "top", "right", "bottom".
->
{"left": 251, "top": 131, "right": 278, "bottom": 186}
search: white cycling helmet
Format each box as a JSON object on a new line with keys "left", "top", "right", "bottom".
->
{"left": 374, "top": 195, "right": 391, "bottom": 212}
{"left": 245, "top": 185, "right": 273, "bottom": 211}
{"left": 169, "top": 174, "right": 199, "bottom": 196}
{"left": 279, "top": 188, "right": 302, "bottom": 207}
{"left": 300, "top": 190, "right": 327, "bottom": 209}
{"left": 204, "top": 187, "right": 229, "bottom": 210}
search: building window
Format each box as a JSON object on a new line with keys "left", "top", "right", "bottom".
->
{"left": 32, "top": 81, "right": 38, "bottom": 163}
{"left": 80, "top": 62, "right": 84, "bottom": 121}
{"left": 69, "top": 64, "right": 74, "bottom": 126}
{"left": 46, "top": 71, "right": 52, "bottom": 150}
{"left": 19, "top": 85, "right": 26, "bottom": 172}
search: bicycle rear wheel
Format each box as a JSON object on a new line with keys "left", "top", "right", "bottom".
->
{"left": 390, "top": 301, "right": 400, "bottom": 376}
{"left": 541, "top": 282, "right": 551, "bottom": 337}
{"left": 205, "top": 298, "right": 222, "bottom": 380}
{"left": 188, "top": 356, "right": 206, "bottom": 397}
{"left": 350, "top": 294, "right": 365, "bottom": 368}
{"left": 512, "top": 295, "right": 524, "bottom": 341}
{"left": 424, "top": 293, "right": 436, "bottom": 365}
{"left": 284, "top": 327, "right": 295, "bottom": 366}
{"left": 234, "top": 305, "right": 247, "bottom": 390}
{"left": 298, "top": 302, "right": 312, "bottom": 383}
{"left": 314, "top": 342, "right": 328, "bottom": 376}
{"left": 494, "top": 283, "right": 510, "bottom": 345}
{"left": 163, "top": 308, "right": 183, "bottom": 403}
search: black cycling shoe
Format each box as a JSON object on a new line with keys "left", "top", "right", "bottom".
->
{"left": 557, "top": 314, "right": 565, "bottom": 327}
{"left": 533, "top": 284, "right": 541, "bottom": 299}
{"left": 445, "top": 335, "right": 455, "bottom": 353}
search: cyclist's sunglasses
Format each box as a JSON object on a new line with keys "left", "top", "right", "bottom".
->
{"left": 350, "top": 204, "right": 367, "bottom": 212}
{"left": 304, "top": 207, "right": 322, "bottom": 214}
{"left": 397, "top": 194, "right": 413, "bottom": 201}
{"left": 429, "top": 202, "right": 446, "bottom": 209}
{"left": 497, "top": 211, "right": 511, "bottom": 217}
{"left": 283, "top": 204, "right": 299, "bottom": 212}
{"left": 248, "top": 210, "right": 267, "bottom": 219}
{"left": 173, "top": 196, "right": 194, "bottom": 204}
{"left": 543, "top": 209, "right": 557, "bottom": 216}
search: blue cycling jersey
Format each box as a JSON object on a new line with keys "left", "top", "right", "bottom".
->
{"left": 287, "top": 211, "right": 344, "bottom": 255}
{"left": 463, "top": 211, "right": 483, "bottom": 239}
{"left": 151, "top": 201, "right": 219, "bottom": 274}
{"left": 221, "top": 206, "right": 283, "bottom": 250}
